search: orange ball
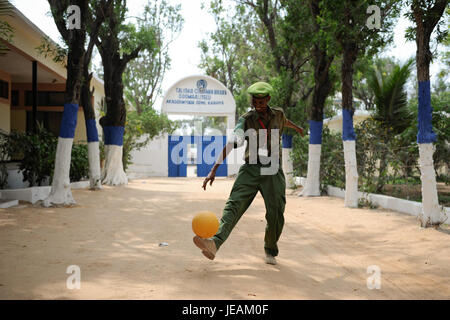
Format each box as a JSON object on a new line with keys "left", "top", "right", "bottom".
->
{"left": 192, "top": 211, "right": 219, "bottom": 238}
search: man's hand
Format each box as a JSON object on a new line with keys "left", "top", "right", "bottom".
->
{"left": 202, "top": 169, "right": 216, "bottom": 190}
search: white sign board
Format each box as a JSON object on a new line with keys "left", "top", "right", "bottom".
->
{"left": 162, "top": 75, "right": 236, "bottom": 126}
{"left": 161, "top": 75, "right": 242, "bottom": 176}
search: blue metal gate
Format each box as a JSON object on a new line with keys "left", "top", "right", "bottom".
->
{"left": 168, "top": 135, "right": 227, "bottom": 177}
{"left": 197, "top": 136, "right": 227, "bottom": 177}
{"left": 168, "top": 135, "right": 187, "bottom": 177}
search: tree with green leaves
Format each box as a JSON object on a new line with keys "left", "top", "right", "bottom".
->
{"left": 405, "top": 0, "right": 448, "bottom": 227}
{"left": 44, "top": 0, "right": 91, "bottom": 207}
{"left": 353, "top": 56, "right": 402, "bottom": 111}
{"left": 368, "top": 58, "right": 415, "bottom": 133}
{"left": 123, "top": 1, "right": 183, "bottom": 114}
{"left": 80, "top": 1, "right": 112, "bottom": 190}
{"left": 200, "top": 0, "right": 314, "bottom": 124}
{"left": 120, "top": 1, "right": 182, "bottom": 171}
{"left": 37, "top": 1, "right": 110, "bottom": 192}
{"left": 199, "top": 1, "right": 269, "bottom": 119}
{"left": 94, "top": 0, "right": 159, "bottom": 185}
{"left": 319, "top": 0, "right": 401, "bottom": 207}
{"left": 295, "top": 0, "right": 338, "bottom": 197}
{"left": 439, "top": 6, "right": 450, "bottom": 76}
{"left": 200, "top": 0, "right": 338, "bottom": 195}
{"left": 239, "top": 0, "right": 313, "bottom": 112}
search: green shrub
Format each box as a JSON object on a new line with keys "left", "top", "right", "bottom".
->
{"left": 291, "top": 118, "right": 421, "bottom": 195}
{"left": 437, "top": 174, "right": 450, "bottom": 185}
{"left": 8, "top": 125, "right": 57, "bottom": 187}
{"left": 7, "top": 125, "right": 90, "bottom": 187}
{"left": 320, "top": 128, "right": 345, "bottom": 191}
{"left": 291, "top": 126, "right": 344, "bottom": 194}
{"left": 290, "top": 131, "right": 308, "bottom": 178}
{"left": 70, "top": 142, "right": 89, "bottom": 182}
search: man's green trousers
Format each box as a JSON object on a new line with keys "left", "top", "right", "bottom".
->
{"left": 212, "top": 163, "right": 286, "bottom": 257}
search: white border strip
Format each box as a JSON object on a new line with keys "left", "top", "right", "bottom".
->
{"left": 295, "top": 176, "right": 449, "bottom": 220}
{"left": 0, "top": 181, "right": 90, "bottom": 204}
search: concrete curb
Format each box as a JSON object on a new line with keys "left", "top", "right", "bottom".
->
{"left": 295, "top": 176, "right": 450, "bottom": 220}
{"left": 0, "top": 181, "right": 90, "bottom": 204}
{"left": 0, "top": 199, "right": 19, "bottom": 208}
{"left": 70, "top": 181, "right": 90, "bottom": 190}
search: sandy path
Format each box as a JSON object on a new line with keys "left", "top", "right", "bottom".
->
{"left": 0, "top": 177, "right": 449, "bottom": 299}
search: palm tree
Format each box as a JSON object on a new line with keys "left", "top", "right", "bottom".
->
{"left": 366, "top": 58, "right": 414, "bottom": 192}
{"left": 0, "top": 0, "right": 14, "bottom": 55}
{"left": 367, "top": 58, "right": 415, "bottom": 134}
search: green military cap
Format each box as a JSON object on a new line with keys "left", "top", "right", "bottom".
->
{"left": 247, "top": 81, "right": 273, "bottom": 98}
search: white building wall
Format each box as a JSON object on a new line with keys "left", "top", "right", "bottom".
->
{"left": 127, "top": 134, "right": 169, "bottom": 178}
{"left": 92, "top": 76, "right": 105, "bottom": 141}
{"left": 282, "top": 147, "right": 295, "bottom": 189}
{"left": 324, "top": 110, "right": 371, "bottom": 133}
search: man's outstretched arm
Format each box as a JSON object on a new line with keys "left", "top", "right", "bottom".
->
{"left": 284, "top": 119, "right": 305, "bottom": 136}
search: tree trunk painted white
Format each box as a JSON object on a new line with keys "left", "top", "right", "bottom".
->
{"left": 88, "top": 141, "right": 102, "bottom": 189}
{"left": 300, "top": 144, "right": 322, "bottom": 196}
{"left": 416, "top": 81, "right": 445, "bottom": 226}
{"left": 85, "top": 118, "right": 102, "bottom": 190}
{"left": 102, "top": 145, "right": 128, "bottom": 186}
{"left": 343, "top": 140, "right": 358, "bottom": 208}
{"left": 43, "top": 137, "right": 75, "bottom": 207}
{"left": 418, "top": 143, "right": 446, "bottom": 226}
{"left": 282, "top": 147, "right": 295, "bottom": 189}
{"left": 43, "top": 103, "right": 78, "bottom": 207}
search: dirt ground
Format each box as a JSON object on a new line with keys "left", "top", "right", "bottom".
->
{"left": 0, "top": 177, "right": 449, "bottom": 300}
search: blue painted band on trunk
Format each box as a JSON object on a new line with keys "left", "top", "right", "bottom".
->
{"left": 342, "top": 108, "right": 356, "bottom": 141}
{"left": 59, "top": 103, "right": 79, "bottom": 138}
{"left": 417, "top": 81, "right": 436, "bottom": 143}
{"left": 282, "top": 134, "right": 293, "bottom": 148}
{"left": 309, "top": 120, "right": 323, "bottom": 145}
{"left": 103, "top": 126, "right": 124, "bottom": 146}
{"left": 86, "top": 119, "right": 99, "bottom": 142}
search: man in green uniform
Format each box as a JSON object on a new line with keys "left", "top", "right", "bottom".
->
{"left": 193, "top": 81, "right": 304, "bottom": 265}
